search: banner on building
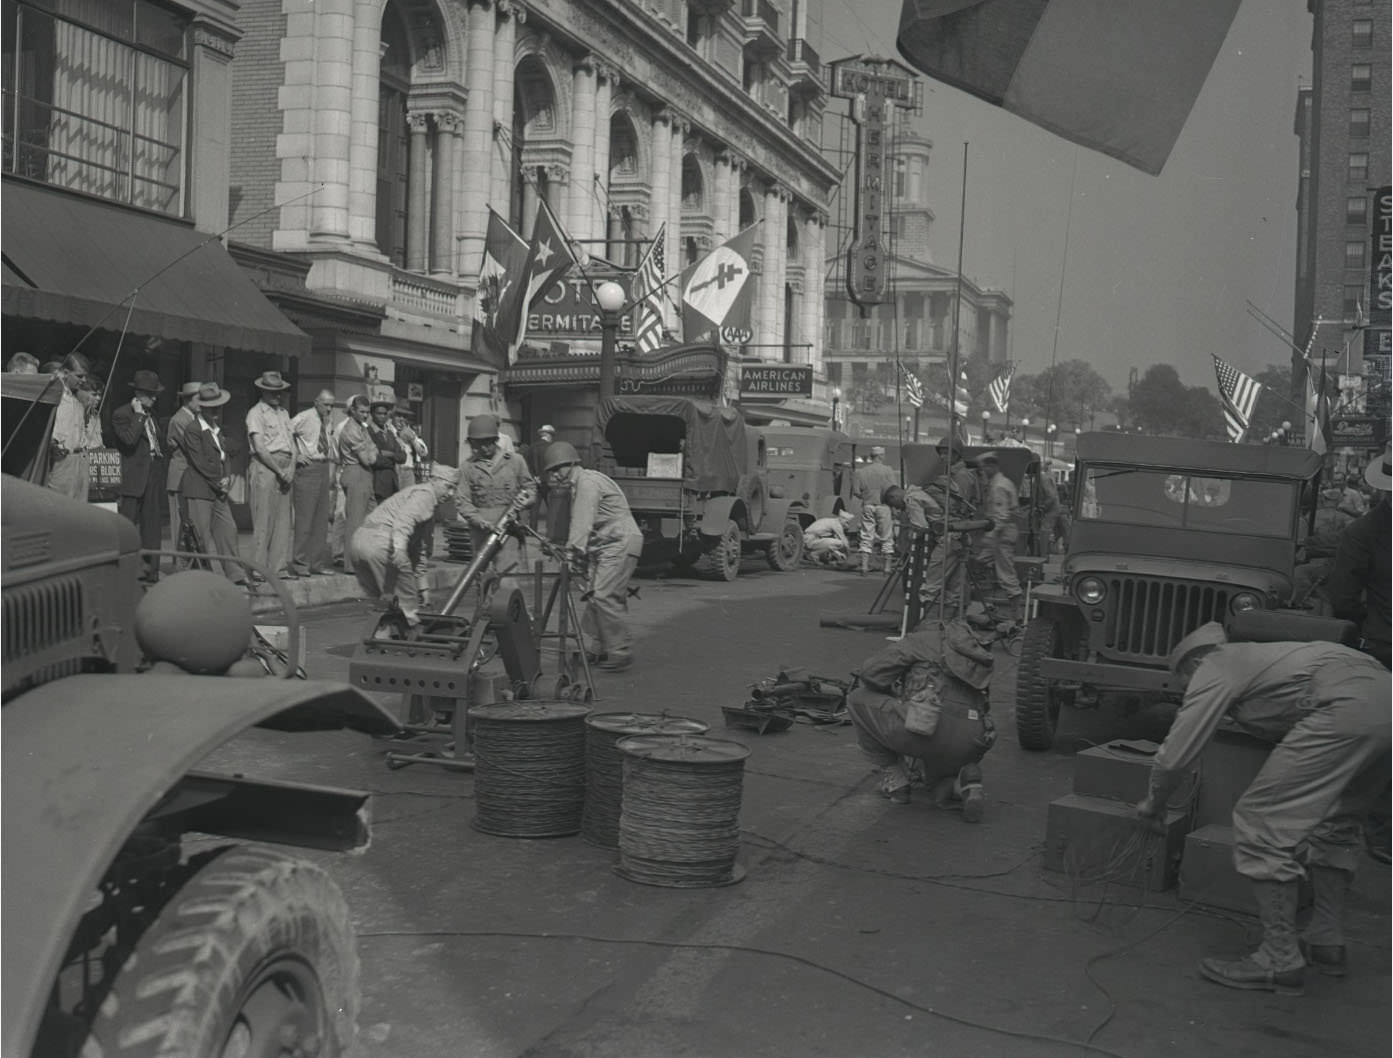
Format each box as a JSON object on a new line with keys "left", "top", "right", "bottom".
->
{"left": 739, "top": 364, "right": 814, "bottom": 397}
{"left": 1369, "top": 185, "right": 1391, "bottom": 362}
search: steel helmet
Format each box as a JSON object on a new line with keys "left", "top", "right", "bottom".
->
{"left": 542, "top": 440, "right": 581, "bottom": 472}
{"left": 467, "top": 413, "right": 500, "bottom": 441}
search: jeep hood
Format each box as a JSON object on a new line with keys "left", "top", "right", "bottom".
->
{"left": 1068, "top": 522, "right": 1296, "bottom": 586}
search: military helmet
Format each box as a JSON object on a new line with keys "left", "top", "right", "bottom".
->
{"left": 467, "top": 413, "right": 500, "bottom": 441}
{"left": 542, "top": 440, "right": 581, "bottom": 472}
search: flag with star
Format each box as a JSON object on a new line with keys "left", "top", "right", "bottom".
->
{"left": 678, "top": 224, "right": 759, "bottom": 341}
{"left": 1212, "top": 354, "right": 1263, "bottom": 443}
{"left": 472, "top": 207, "right": 530, "bottom": 362}
{"left": 505, "top": 198, "right": 579, "bottom": 348}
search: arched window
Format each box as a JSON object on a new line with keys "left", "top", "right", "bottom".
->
{"left": 738, "top": 188, "right": 756, "bottom": 229}
{"left": 512, "top": 57, "right": 558, "bottom": 232}
{"left": 681, "top": 156, "right": 703, "bottom": 212}
{"left": 376, "top": 2, "right": 412, "bottom": 266}
{"left": 786, "top": 213, "right": 799, "bottom": 258}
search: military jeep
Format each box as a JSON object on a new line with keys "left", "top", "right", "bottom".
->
{"left": 1014, "top": 433, "right": 1325, "bottom": 751}
{"left": 595, "top": 396, "right": 804, "bottom": 579}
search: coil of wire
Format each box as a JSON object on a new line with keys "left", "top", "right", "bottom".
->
{"left": 583, "top": 713, "right": 710, "bottom": 849}
{"left": 468, "top": 701, "right": 590, "bottom": 837}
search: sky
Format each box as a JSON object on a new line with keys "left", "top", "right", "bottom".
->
{"left": 818, "top": 1, "right": 1314, "bottom": 394}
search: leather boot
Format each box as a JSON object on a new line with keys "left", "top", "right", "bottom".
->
{"left": 955, "top": 763, "right": 985, "bottom": 823}
{"left": 1300, "top": 865, "right": 1352, "bottom": 977}
{"left": 1200, "top": 880, "right": 1305, "bottom": 994}
{"left": 858, "top": 552, "right": 869, "bottom": 577}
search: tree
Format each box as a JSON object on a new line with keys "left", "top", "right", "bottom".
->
{"left": 1247, "top": 363, "right": 1296, "bottom": 441}
{"left": 1012, "top": 359, "right": 1111, "bottom": 431}
{"left": 1176, "top": 386, "right": 1227, "bottom": 441}
{"left": 1129, "top": 364, "right": 1190, "bottom": 435}
{"left": 1106, "top": 394, "right": 1134, "bottom": 431}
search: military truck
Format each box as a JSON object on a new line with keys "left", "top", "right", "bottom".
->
{"left": 594, "top": 396, "right": 805, "bottom": 579}
{"left": 2, "top": 374, "right": 397, "bottom": 1058}
{"left": 1014, "top": 433, "right": 1329, "bottom": 750}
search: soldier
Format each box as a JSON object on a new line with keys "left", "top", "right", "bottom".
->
{"left": 853, "top": 445, "right": 898, "bottom": 574}
{"left": 542, "top": 441, "right": 643, "bottom": 672}
{"left": 349, "top": 464, "right": 460, "bottom": 627}
{"left": 1136, "top": 623, "right": 1392, "bottom": 993}
{"left": 885, "top": 437, "right": 980, "bottom": 616}
{"left": 971, "top": 451, "right": 1023, "bottom": 618}
{"left": 457, "top": 414, "right": 534, "bottom": 573}
{"left": 846, "top": 618, "right": 997, "bottom": 820}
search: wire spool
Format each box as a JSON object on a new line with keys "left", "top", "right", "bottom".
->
{"left": 615, "top": 735, "right": 751, "bottom": 888}
{"left": 468, "top": 701, "right": 590, "bottom": 837}
{"left": 583, "top": 713, "right": 710, "bottom": 849}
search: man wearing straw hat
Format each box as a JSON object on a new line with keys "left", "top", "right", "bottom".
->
{"left": 245, "top": 370, "right": 297, "bottom": 581}
{"left": 110, "top": 370, "right": 168, "bottom": 583}
{"left": 348, "top": 463, "right": 460, "bottom": 627}
{"left": 1137, "top": 622, "right": 1391, "bottom": 993}
{"left": 180, "top": 382, "right": 247, "bottom": 586}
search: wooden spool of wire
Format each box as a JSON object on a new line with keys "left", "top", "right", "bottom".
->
{"left": 583, "top": 713, "right": 710, "bottom": 849}
{"left": 615, "top": 735, "right": 751, "bottom": 888}
{"left": 468, "top": 701, "right": 590, "bottom": 837}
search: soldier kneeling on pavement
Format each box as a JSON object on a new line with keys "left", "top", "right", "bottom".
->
{"left": 1137, "top": 622, "right": 1391, "bottom": 994}
{"left": 846, "top": 618, "right": 997, "bottom": 821}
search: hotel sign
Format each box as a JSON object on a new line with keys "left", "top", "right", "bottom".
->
{"left": 525, "top": 275, "right": 635, "bottom": 339}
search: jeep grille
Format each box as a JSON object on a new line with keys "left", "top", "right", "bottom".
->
{"left": 2, "top": 575, "right": 86, "bottom": 700}
{"left": 1100, "top": 576, "right": 1231, "bottom": 662}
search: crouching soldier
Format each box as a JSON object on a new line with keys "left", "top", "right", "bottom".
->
{"left": 348, "top": 463, "right": 460, "bottom": 626}
{"left": 846, "top": 618, "right": 997, "bottom": 821}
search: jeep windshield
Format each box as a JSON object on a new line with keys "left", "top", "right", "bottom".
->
{"left": 1077, "top": 465, "right": 1296, "bottom": 538}
{"left": 764, "top": 435, "right": 828, "bottom": 465}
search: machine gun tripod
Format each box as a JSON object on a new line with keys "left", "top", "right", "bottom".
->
{"left": 348, "top": 490, "right": 595, "bottom": 771}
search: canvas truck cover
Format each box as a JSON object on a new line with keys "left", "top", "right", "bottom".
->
{"left": 597, "top": 396, "right": 748, "bottom": 493}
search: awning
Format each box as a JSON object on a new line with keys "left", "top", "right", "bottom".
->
{"left": 2, "top": 180, "right": 309, "bottom": 358}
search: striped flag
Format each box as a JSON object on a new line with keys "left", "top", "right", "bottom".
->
{"left": 631, "top": 223, "right": 666, "bottom": 355}
{"left": 953, "top": 370, "right": 970, "bottom": 417}
{"left": 1212, "top": 354, "right": 1263, "bottom": 443}
{"left": 988, "top": 363, "right": 1015, "bottom": 414}
{"left": 901, "top": 363, "right": 924, "bottom": 409}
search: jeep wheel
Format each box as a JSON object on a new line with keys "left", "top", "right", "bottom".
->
{"left": 83, "top": 846, "right": 359, "bottom": 1058}
{"left": 767, "top": 520, "right": 804, "bottom": 572}
{"left": 1015, "top": 615, "right": 1066, "bottom": 751}
{"left": 695, "top": 520, "right": 742, "bottom": 582}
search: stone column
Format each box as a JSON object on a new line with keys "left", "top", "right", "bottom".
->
{"left": 543, "top": 163, "right": 566, "bottom": 215}
{"left": 406, "top": 111, "right": 431, "bottom": 272}
{"left": 711, "top": 150, "right": 733, "bottom": 244}
{"left": 459, "top": 0, "right": 496, "bottom": 274}
{"left": 648, "top": 109, "right": 673, "bottom": 325}
{"left": 432, "top": 112, "right": 461, "bottom": 275}
{"left": 568, "top": 56, "right": 598, "bottom": 242}
{"left": 727, "top": 154, "right": 745, "bottom": 239}
{"left": 801, "top": 210, "right": 823, "bottom": 369}
{"left": 309, "top": 0, "right": 354, "bottom": 242}
{"left": 491, "top": 0, "right": 524, "bottom": 218}
{"left": 668, "top": 116, "right": 687, "bottom": 278}
{"left": 520, "top": 168, "right": 539, "bottom": 232}
{"left": 754, "top": 182, "right": 781, "bottom": 354}
{"left": 347, "top": 0, "right": 384, "bottom": 247}
{"left": 592, "top": 62, "right": 618, "bottom": 245}
{"left": 768, "top": 187, "right": 789, "bottom": 357}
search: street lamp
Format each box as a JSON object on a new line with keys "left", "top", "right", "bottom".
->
{"left": 831, "top": 387, "right": 842, "bottom": 431}
{"left": 1281, "top": 420, "right": 1292, "bottom": 446}
{"left": 1020, "top": 417, "right": 1030, "bottom": 444}
{"left": 595, "top": 280, "right": 625, "bottom": 400}
{"left": 1046, "top": 422, "right": 1058, "bottom": 459}
{"left": 980, "top": 408, "right": 991, "bottom": 441}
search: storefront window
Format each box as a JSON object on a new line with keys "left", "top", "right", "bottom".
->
{"left": 2, "top": 0, "right": 188, "bottom": 214}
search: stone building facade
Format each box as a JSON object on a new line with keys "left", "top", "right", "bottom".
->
{"left": 229, "top": 0, "right": 840, "bottom": 459}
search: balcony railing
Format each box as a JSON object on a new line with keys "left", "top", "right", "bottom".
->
{"left": 390, "top": 270, "right": 465, "bottom": 319}
{"left": 788, "top": 37, "right": 819, "bottom": 76}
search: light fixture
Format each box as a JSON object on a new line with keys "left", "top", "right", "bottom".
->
{"left": 595, "top": 280, "right": 625, "bottom": 314}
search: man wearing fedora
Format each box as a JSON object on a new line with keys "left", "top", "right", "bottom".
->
{"left": 165, "top": 380, "right": 202, "bottom": 562}
{"left": 366, "top": 399, "right": 407, "bottom": 503}
{"left": 180, "top": 383, "right": 246, "bottom": 586}
{"left": 245, "top": 370, "right": 296, "bottom": 581}
{"left": 390, "top": 404, "right": 429, "bottom": 490}
{"left": 111, "top": 370, "right": 168, "bottom": 582}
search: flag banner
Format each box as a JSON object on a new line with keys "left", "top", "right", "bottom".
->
{"left": 896, "top": 0, "right": 1240, "bottom": 176}
{"left": 988, "top": 362, "right": 1015, "bottom": 414}
{"left": 1303, "top": 356, "right": 1334, "bottom": 456}
{"left": 1213, "top": 354, "right": 1263, "bottom": 443}
{"left": 476, "top": 207, "right": 530, "bottom": 362}
{"left": 901, "top": 363, "right": 925, "bottom": 408}
{"left": 509, "top": 198, "right": 580, "bottom": 352}
{"left": 631, "top": 223, "right": 667, "bottom": 356}
{"left": 953, "top": 370, "right": 970, "bottom": 417}
{"left": 679, "top": 224, "right": 759, "bottom": 341}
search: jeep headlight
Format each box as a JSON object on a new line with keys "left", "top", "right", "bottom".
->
{"left": 1075, "top": 576, "right": 1106, "bottom": 605}
{"left": 1230, "top": 591, "right": 1263, "bottom": 614}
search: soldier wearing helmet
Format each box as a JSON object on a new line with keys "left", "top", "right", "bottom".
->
{"left": 458, "top": 413, "right": 534, "bottom": 572}
{"left": 542, "top": 441, "right": 643, "bottom": 672}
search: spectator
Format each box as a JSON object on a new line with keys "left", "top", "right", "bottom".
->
{"left": 6, "top": 351, "right": 40, "bottom": 373}
{"left": 337, "top": 395, "right": 379, "bottom": 574}
{"left": 366, "top": 399, "right": 406, "bottom": 503}
{"left": 180, "top": 383, "right": 246, "bottom": 586}
{"left": 47, "top": 353, "right": 94, "bottom": 500}
{"left": 110, "top": 370, "right": 167, "bottom": 583}
{"left": 165, "top": 381, "right": 202, "bottom": 558}
{"left": 290, "top": 390, "right": 339, "bottom": 576}
{"left": 391, "top": 404, "right": 429, "bottom": 488}
{"left": 245, "top": 371, "right": 296, "bottom": 581}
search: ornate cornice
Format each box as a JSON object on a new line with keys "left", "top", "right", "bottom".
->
{"left": 191, "top": 20, "right": 237, "bottom": 59}
{"left": 497, "top": 0, "right": 527, "bottom": 22}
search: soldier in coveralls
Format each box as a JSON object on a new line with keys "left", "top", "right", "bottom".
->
{"left": 846, "top": 619, "right": 998, "bottom": 821}
{"left": 457, "top": 413, "right": 535, "bottom": 572}
{"left": 1137, "top": 622, "right": 1392, "bottom": 994}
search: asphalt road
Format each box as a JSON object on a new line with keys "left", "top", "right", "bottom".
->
{"left": 202, "top": 558, "right": 1390, "bottom": 1058}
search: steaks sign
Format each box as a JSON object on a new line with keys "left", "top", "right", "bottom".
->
{"left": 739, "top": 364, "right": 813, "bottom": 397}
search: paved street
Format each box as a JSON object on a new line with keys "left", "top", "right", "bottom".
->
{"left": 202, "top": 560, "right": 1390, "bottom": 1058}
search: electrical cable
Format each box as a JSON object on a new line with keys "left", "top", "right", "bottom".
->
{"left": 353, "top": 926, "right": 1137, "bottom": 1058}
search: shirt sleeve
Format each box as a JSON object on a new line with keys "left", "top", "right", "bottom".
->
{"left": 245, "top": 404, "right": 267, "bottom": 438}
{"left": 1152, "top": 661, "right": 1236, "bottom": 772}
{"left": 566, "top": 474, "right": 598, "bottom": 552}
{"left": 905, "top": 492, "right": 931, "bottom": 529}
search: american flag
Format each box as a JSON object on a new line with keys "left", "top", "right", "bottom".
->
{"left": 901, "top": 363, "right": 924, "bottom": 408}
{"left": 631, "top": 223, "right": 666, "bottom": 355}
{"left": 952, "top": 370, "right": 970, "bottom": 417}
{"left": 1213, "top": 354, "right": 1263, "bottom": 443}
{"left": 988, "top": 363, "right": 1015, "bottom": 414}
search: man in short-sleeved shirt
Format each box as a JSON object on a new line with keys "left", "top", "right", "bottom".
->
{"left": 245, "top": 371, "right": 296, "bottom": 581}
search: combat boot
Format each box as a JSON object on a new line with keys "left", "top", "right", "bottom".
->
{"left": 879, "top": 761, "right": 912, "bottom": 804}
{"left": 956, "top": 763, "right": 985, "bottom": 823}
{"left": 858, "top": 552, "right": 870, "bottom": 577}
{"left": 1300, "top": 865, "right": 1353, "bottom": 977}
{"left": 1200, "top": 880, "right": 1305, "bottom": 994}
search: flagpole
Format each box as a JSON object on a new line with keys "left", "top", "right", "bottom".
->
{"left": 948, "top": 142, "right": 968, "bottom": 447}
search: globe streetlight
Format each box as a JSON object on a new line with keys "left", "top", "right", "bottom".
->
{"left": 831, "top": 387, "right": 842, "bottom": 431}
{"left": 595, "top": 280, "right": 625, "bottom": 399}
{"left": 980, "top": 408, "right": 991, "bottom": 442}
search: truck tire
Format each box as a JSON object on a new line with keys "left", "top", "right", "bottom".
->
{"left": 1015, "top": 615, "right": 1065, "bottom": 752}
{"left": 695, "top": 520, "right": 742, "bottom": 582}
{"left": 83, "top": 846, "right": 359, "bottom": 1058}
{"left": 766, "top": 520, "right": 804, "bottom": 571}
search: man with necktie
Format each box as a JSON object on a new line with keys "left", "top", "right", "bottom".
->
{"left": 290, "top": 389, "right": 339, "bottom": 576}
{"left": 111, "top": 370, "right": 168, "bottom": 583}
{"left": 180, "top": 383, "right": 247, "bottom": 586}
{"left": 245, "top": 371, "right": 297, "bottom": 581}
{"left": 165, "top": 380, "right": 202, "bottom": 560}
